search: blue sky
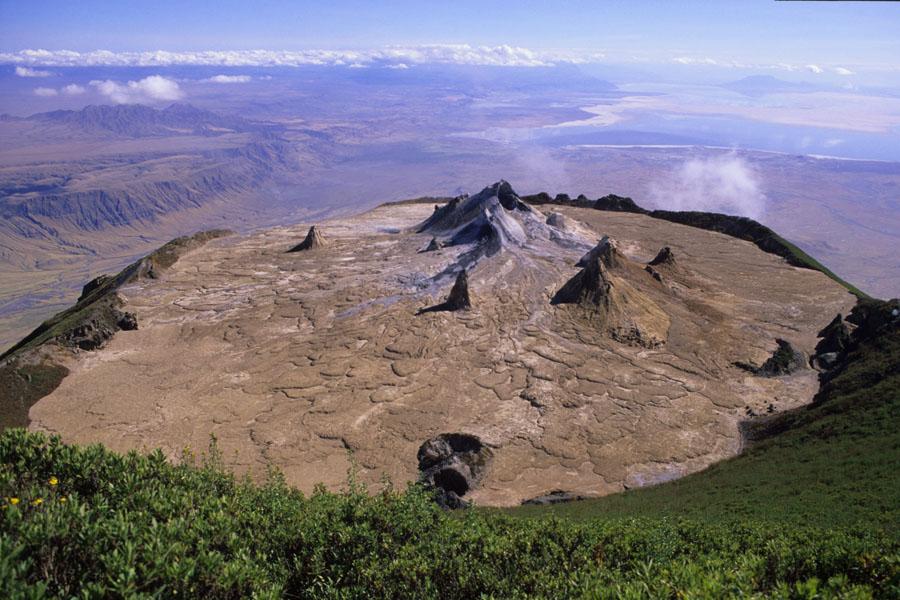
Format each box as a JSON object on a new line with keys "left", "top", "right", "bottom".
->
{"left": 1, "top": 0, "right": 898, "bottom": 70}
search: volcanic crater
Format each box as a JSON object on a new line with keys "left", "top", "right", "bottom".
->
{"left": 25, "top": 181, "right": 855, "bottom": 505}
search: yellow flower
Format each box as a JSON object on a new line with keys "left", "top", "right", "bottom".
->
{"left": 8, "top": 497, "right": 19, "bottom": 505}
{"left": 49, "top": 476, "right": 58, "bottom": 486}
{"left": 31, "top": 498, "right": 43, "bottom": 506}
{"left": 59, "top": 497, "right": 67, "bottom": 503}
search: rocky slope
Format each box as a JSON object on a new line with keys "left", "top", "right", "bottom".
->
{"left": 11, "top": 182, "right": 856, "bottom": 506}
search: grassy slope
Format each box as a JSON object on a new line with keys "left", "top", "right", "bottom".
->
{"left": 509, "top": 305, "right": 900, "bottom": 529}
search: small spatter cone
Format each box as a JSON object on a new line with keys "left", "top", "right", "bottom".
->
{"left": 446, "top": 270, "right": 472, "bottom": 311}
{"left": 424, "top": 237, "right": 442, "bottom": 252}
{"left": 648, "top": 246, "right": 676, "bottom": 267}
{"left": 288, "top": 226, "right": 326, "bottom": 252}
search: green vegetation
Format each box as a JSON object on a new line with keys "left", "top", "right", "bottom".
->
{"left": 2, "top": 429, "right": 897, "bottom": 598}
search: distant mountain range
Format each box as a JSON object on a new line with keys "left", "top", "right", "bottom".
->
{"left": 11, "top": 103, "right": 271, "bottom": 138}
{"left": 721, "top": 75, "right": 819, "bottom": 97}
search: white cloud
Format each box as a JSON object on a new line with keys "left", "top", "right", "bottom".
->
{"left": 648, "top": 154, "right": 766, "bottom": 220}
{"left": 89, "top": 75, "right": 183, "bottom": 104}
{"left": 824, "top": 138, "right": 844, "bottom": 148}
{"left": 16, "top": 65, "right": 53, "bottom": 77}
{"left": 673, "top": 56, "right": 719, "bottom": 66}
{"left": 62, "top": 83, "right": 86, "bottom": 95}
{"left": 202, "top": 74, "right": 252, "bottom": 83}
{"left": 0, "top": 45, "right": 579, "bottom": 68}
{"left": 0, "top": 47, "right": 870, "bottom": 75}
{"left": 385, "top": 63, "right": 409, "bottom": 70}
{"left": 33, "top": 87, "right": 58, "bottom": 97}
{"left": 668, "top": 57, "right": 866, "bottom": 76}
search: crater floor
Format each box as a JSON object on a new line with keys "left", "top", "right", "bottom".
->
{"left": 29, "top": 194, "right": 855, "bottom": 506}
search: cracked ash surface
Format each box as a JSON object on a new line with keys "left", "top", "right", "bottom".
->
{"left": 28, "top": 183, "right": 856, "bottom": 506}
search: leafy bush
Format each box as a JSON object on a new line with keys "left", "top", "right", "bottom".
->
{"left": 2, "top": 429, "right": 897, "bottom": 598}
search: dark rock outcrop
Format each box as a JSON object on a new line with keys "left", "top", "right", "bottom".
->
{"left": 814, "top": 298, "right": 899, "bottom": 388}
{"left": 594, "top": 194, "right": 647, "bottom": 213}
{"left": 519, "top": 191, "right": 553, "bottom": 205}
{"left": 645, "top": 247, "right": 676, "bottom": 282}
{"left": 445, "top": 271, "right": 472, "bottom": 311}
{"left": 554, "top": 249, "right": 614, "bottom": 307}
{"left": 64, "top": 317, "right": 120, "bottom": 351}
{"left": 649, "top": 247, "right": 676, "bottom": 267}
{"left": 421, "top": 237, "right": 443, "bottom": 252}
{"left": 736, "top": 339, "right": 806, "bottom": 377}
{"left": 644, "top": 266, "right": 663, "bottom": 282}
{"left": 117, "top": 312, "right": 138, "bottom": 331}
{"left": 521, "top": 490, "right": 589, "bottom": 506}
{"left": 816, "top": 314, "right": 851, "bottom": 354}
{"left": 758, "top": 339, "right": 807, "bottom": 376}
{"left": 288, "top": 226, "right": 326, "bottom": 252}
{"left": 417, "top": 271, "right": 471, "bottom": 314}
{"left": 495, "top": 180, "right": 526, "bottom": 211}
{"left": 417, "top": 433, "right": 492, "bottom": 509}
{"left": 78, "top": 275, "right": 111, "bottom": 302}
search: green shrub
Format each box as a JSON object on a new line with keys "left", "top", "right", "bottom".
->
{"left": 2, "top": 429, "right": 897, "bottom": 598}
